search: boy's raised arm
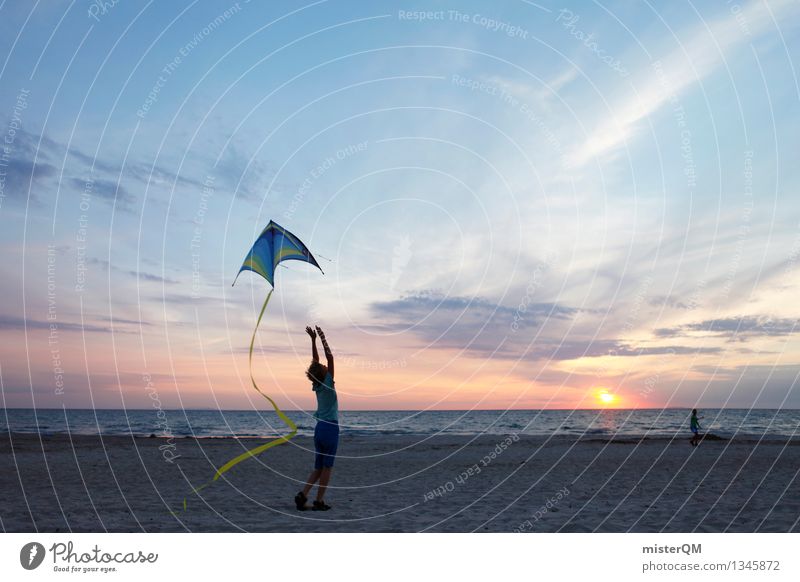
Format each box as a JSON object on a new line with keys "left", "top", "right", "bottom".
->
{"left": 316, "top": 326, "right": 334, "bottom": 379}
{"left": 306, "top": 326, "right": 319, "bottom": 362}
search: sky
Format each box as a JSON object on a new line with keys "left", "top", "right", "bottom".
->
{"left": 0, "top": 0, "right": 798, "bottom": 411}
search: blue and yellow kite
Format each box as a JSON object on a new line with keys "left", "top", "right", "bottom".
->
{"left": 233, "top": 220, "right": 323, "bottom": 287}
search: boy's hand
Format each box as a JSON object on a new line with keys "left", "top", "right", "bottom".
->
{"left": 315, "top": 326, "right": 326, "bottom": 339}
{"left": 305, "top": 326, "right": 316, "bottom": 339}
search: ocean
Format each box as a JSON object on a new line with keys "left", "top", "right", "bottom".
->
{"left": 1, "top": 408, "right": 798, "bottom": 440}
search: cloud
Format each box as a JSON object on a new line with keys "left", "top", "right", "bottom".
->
{"left": 87, "top": 257, "right": 179, "bottom": 284}
{"left": 126, "top": 161, "right": 204, "bottom": 191}
{"left": 214, "top": 144, "right": 297, "bottom": 203}
{"left": 373, "top": 291, "right": 577, "bottom": 321}
{"left": 649, "top": 295, "right": 696, "bottom": 311}
{"left": 159, "top": 293, "right": 218, "bottom": 304}
{"left": 486, "top": 66, "right": 578, "bottom": 103}
{"left": 2, "top": 127, "right": 204, "bottom": 209}
{"left": 95, "top": 315, "right": 152, "bottom": 326}
{"left": 0, "top": 315, "right": 117, "bottom": 334}
{"left": 655, "top": 316, "right": 800, "bottom": 341}
{"left": 226, "top": 345, "right": 304, "bottom": 355}
{"left": 672, "top": 364, "right": 800, "bottom": 407}
{"left": 502, "top": 339, "right": 719, "bottom": 362}
{"left": 0, "top": 157, "right": 58, "bottom": 202}
{"left": 68, "top": 177, "right": 135, "bottom": 208}
{"left": 369, "top": 292, "right": 717, "bottom": 362}
{"left": 368, "top": 291, "right": 579, "bottom": 359}
{"left": 567, "top": 0, "right": 799, "bottom": 167}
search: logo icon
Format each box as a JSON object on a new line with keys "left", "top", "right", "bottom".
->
{"left": 20, "top": 542, "right": 46, "bottom": 570}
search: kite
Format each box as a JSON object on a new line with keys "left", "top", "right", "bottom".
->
{"left": 181, "top": 220, "right": 324, "bottom": 510}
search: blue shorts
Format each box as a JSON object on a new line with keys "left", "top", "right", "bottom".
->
{"left": 691, "top": 427, "right": 699, "bottom": 435}
{"left": 314, "top": 420, "right": 339, "bottom": 469}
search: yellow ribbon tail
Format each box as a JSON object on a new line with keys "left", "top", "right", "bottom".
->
{"left": 212, "top": 429, "right": 297, "bottom": 480}
{"left": 181, "top": 289, "right": 298, "bottom": 510}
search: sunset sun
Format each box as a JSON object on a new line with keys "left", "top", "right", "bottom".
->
{"left": 597, "top": 390, "right": 616, "bottom": 405}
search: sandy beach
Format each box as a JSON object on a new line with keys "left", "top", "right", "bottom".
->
{"left": 1, "top": 432, "right": 798, "bottom": 532}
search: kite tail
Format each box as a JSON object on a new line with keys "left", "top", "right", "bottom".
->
{"left": 180, "top": 289, "right": 297, "bottom": 511}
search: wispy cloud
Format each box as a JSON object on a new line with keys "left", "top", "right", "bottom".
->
{"left": 567, "top": 0, "right": 799, "bottom": 167}
{"left": 372, "top": 291, "right": 577, "bottom": 321}
{"left": 87, "top": 258, "right": 179, "bottom": 285}
{"left": 68, "top": 177, "right": 135, "bottom": 208}
{"left": 369, "top": 292, "right": 718, "bottom": 362}
{"left": 656, "top": 315, "right": 800, "bottom": 341}
{"left": 0, "top": 315, "right": 119, "bottom": 334}
{"left": 1, "top": 127, "right": 203, "bottom": 209}
{"left": 0, "top": 157, "right": 58, "bottom": 203}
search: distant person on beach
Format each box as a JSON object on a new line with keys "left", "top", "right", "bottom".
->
{"left": 690, "top": 409, "right": 702, "bottom": 446}
{"left": 295, "top": 325, "right": 338, "bottom": 511}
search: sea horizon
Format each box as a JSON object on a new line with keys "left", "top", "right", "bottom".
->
{"left": 3, "top": 407, "right": 799, "bottom": 439}
{"left": 4, "top": 406, "right": 799, "bottom": 411}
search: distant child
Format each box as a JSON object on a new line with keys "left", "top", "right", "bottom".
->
{"left": 690, "top": 409, "right": 702, "bottom": 446}
{"left": 295, "top": 325, "right": 338, "bottom": 511}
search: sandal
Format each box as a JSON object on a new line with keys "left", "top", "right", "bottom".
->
{"left": 294, "top": 491, "right": 308, "bottom": 511}
{"left": 312, "top": 500, "right": 331, "bottom": 511}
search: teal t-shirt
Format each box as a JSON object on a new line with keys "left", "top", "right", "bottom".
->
{"left": 313, "top": 372, "right": 338, "bottom": 422}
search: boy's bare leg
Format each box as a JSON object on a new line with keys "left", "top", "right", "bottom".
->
{"left": 316, "top": 467, "right": 333, "bottom": 501}
{"left": 303, "top": 469, "right": 321, "bottom": 497}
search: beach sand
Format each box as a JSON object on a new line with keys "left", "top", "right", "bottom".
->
{"left": 1, "top": 432, "right": 798, "bottom": 532}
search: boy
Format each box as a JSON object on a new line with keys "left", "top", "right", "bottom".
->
{"left": 295, "top": 325, "right": 338, "bottom": 510}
